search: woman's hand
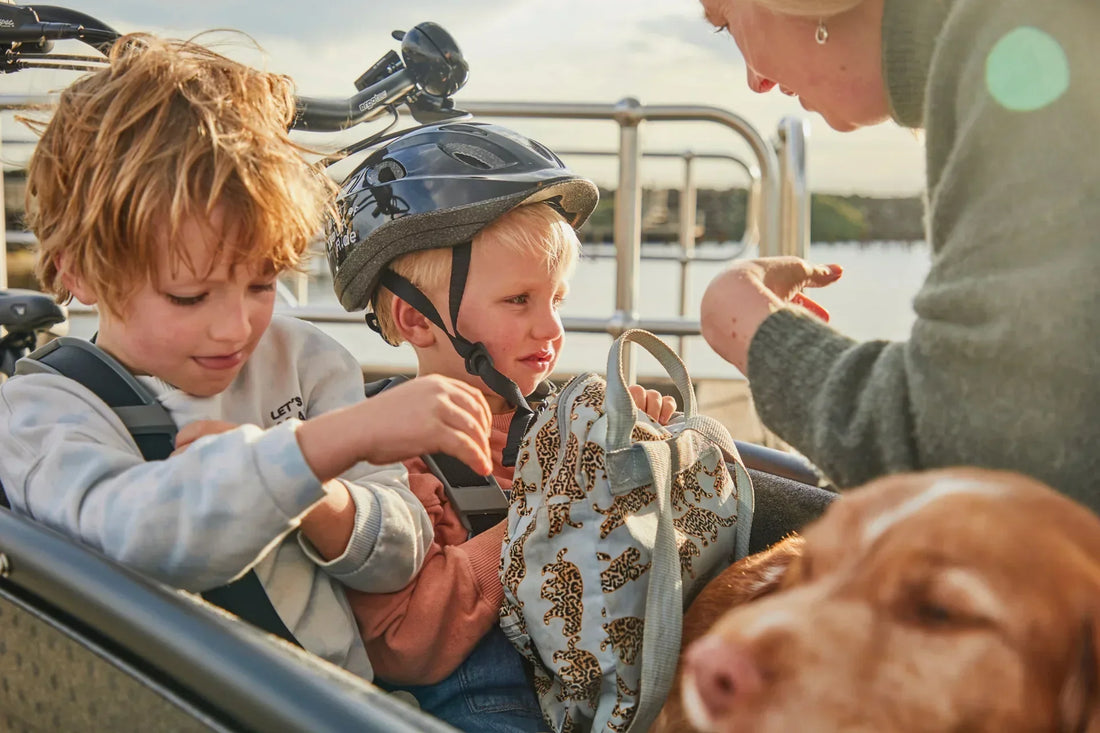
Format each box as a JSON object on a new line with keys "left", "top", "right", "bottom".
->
{"left": 700, "top": 257, "right": 842, "bottom": 373}
{"left": 629, "top": 384, "right": 677, "bottom": 425}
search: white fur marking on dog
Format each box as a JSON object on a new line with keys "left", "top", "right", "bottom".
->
{"left": 862, "top": 477, "right": 1004, "bottom": 547}
{"left": 935, "top": 567, "right": 1006, "bottom": 622}
{"left": 742, "top": 607, "right": 799, "bottom": 639}
{"left": 750, "top": 562, "right": 788, "bottom": 593}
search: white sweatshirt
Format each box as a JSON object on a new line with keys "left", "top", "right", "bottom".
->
{"left": 0, "top": 315, "right": 433, "bottom": 680}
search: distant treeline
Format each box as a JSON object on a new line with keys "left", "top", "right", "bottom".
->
{"left": 579, "top": 187, "right": 926, "bottom": 244}
{"left": 5, "top": 172, "right": 924, "bottom": 246}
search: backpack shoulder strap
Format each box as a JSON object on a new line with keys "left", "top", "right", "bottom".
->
{"left": 12, "top": 338, "right": 301, "bottom": 647}
{"left": 17, "top": 337, "right": 178, "bottom": 461}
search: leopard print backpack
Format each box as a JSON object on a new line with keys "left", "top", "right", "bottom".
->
{"left": 500, "top": 329, "right": 754, "bottom": 733}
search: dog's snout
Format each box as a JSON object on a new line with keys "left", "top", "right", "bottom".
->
{"left": 683, "top": 634, "right": 763, "bottom": 724}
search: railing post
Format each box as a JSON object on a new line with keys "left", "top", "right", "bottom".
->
{"left": 613, "top": 97, "right": 643, "bottom": 384}
{"left": 677, "top": 151, "right": 696, "bottom": 356}
{"left": 776, "top": 116, "right": 811, "bottom": 259}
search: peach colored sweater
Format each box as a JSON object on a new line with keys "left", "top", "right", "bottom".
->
{"left": 346, "top": 411, "right": 516, "bottom": 685}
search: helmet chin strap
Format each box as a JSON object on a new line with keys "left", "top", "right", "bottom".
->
{"left": 376, "top": 242, "right": 535, "bottom": 468}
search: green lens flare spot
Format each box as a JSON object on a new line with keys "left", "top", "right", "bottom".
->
{"left": 986, "top": 26, "right": 1069, "bottom": 112}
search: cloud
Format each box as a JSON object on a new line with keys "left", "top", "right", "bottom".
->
{"left": 636, "top": 13, "right": 746, "bottom": 65}
{"left": 4, "top": 0, "right": 926, "bottom": 194}
{"left": 52, "top": 0, "right": 516, "bottom": 43}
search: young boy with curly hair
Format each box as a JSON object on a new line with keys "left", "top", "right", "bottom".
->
{"left": 0, "top": 34, "right": 495, "bottom": 682}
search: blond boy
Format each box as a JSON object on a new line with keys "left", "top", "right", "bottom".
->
{"left": 0, "top": 34, "right": 493, "bottom": 682}
{"left": 323, "top": 122, "right": 674, "bottom": 730}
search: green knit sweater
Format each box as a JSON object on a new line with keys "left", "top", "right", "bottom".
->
{"left": 746, "top": 0, "right": 1100, "bottom": 510}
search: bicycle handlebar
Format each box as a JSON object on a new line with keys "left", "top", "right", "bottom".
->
{"left": 2, "top": 5, "right": 469, "bottom": 135}
{"left": 292, "top": 22, "right": 469, "bottom": 132}
{"left": 0, "top": 4, "right": 119, "bottom": 56}
{"left": 293, "top": 69, "right": 416, "bottom": 132}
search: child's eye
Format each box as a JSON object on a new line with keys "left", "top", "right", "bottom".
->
{"left": 251, "top": 281, "right": 277, "bottom": 294}
{"left": 166, "top": 292, "right": 207, "bottom": 307}
{"left": 506, "top": 294, "right": 529, "bottom": 305}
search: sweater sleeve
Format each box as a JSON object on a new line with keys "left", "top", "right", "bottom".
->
{"left": 746, "top": 0, "right": 1100, "bottom": 504}
{"left": 0, "top": 373, "right": 324, "bottom": 592}
{"left": 288, "top": 319, "right": 433, "bottom": 592}
{"left": 346, "top": 460, "right": 507, "bottom": 685}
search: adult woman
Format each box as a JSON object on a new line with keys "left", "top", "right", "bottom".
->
{"left": 698, "top": 0, "right": 1100, "bottom": 511}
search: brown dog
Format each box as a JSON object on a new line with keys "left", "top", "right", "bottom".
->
{"left": 656, "top": 468, "right": 1100, "bottom": 733}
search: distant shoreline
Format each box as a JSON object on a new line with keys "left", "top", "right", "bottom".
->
{"left": 578, "top": 188, "right": 925, "bottom": 245}
{"left": 5, "top": 170, "right": 923, "bottom": 249}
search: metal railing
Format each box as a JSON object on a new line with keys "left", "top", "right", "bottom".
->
{"left": 2, "top": 94, "right": 812, "bottom": 380}
{"left": 458, "top": 98, "right": 809, "bottom": 378}
{"left": 776, "top": 116, "right": 811, "bottom": 260}
{"left": 552, "top": 147, "right": 761, "bottom": 353}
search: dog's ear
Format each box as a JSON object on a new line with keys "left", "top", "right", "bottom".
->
{"left": 740, "top": 534, "right": 806, "bottom": 601}
{"left": 1059, "top": 617, "right": 1100, "bottom": 733}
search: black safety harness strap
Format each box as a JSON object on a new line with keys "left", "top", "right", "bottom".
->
{"left": 364, "top": 374, "right": 540, "bottom": 536}
{"left": 3, "top": 338, "right": 301, "bottom": 648}
{"left": 375, "top": 242, "right": 536, "bottom": 467}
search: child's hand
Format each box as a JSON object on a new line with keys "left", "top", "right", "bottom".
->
{"left": 295, "top": 375, "right": 493, "bottom": 480}
{"left": 700, "top": 257, "right": 841, "bottom": 373}
{"left": 629, "top": 384, "right": 677, "bottom": 425}
{"left": 172, "top": 420, "right": 239, "bottom": 456}
{"left": 361, "top": 375, "right": 493, "bottom": 474}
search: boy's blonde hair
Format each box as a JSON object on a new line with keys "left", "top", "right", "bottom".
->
{"left": 24, "top": 33, "right": 335, "bottom": 313}
{"left": 372, "top": 203, "right": 579, "bottom": 346}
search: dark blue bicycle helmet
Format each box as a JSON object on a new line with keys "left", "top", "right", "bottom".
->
{"left": 325, "top": 120, "right": 598, "bottom": 313}
{"left": 324, "top": 121, "right": 599, "bottom": 466}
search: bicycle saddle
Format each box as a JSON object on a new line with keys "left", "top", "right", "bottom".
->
{"left": 0, "top": 289, "right": 66, "bottom": 332}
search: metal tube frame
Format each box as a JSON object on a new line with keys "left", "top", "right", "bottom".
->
{"left": 776, "top": 115, "right": 811, "bottom": 259}
{"left": 459, "top": 97, "right": 803, "bottom": 380}
{"left": 3, "top": 95, "right": 813, "bottom": 375}
{"left": 678, "top": 152, "right": 696, "bottom": 356}
{"left": 552, "top": 148, "right": 763, "bottom": 256}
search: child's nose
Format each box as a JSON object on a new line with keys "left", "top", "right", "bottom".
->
{"left": 209, "top": 298, "right": 252, "bottom": 343}
{"left": 532, "top": 305, "right": 564, "bottom": 341}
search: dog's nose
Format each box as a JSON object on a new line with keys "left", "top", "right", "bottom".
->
{"left": 683, "top": 634, "right": 763, "bottom": 720}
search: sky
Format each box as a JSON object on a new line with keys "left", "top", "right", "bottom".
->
{"left": 1, "top": 0, "right": 927, "bottom": 195}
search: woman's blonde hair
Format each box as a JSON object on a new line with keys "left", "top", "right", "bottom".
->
{"left": 24, "top": 33, "right": 336, "bottom": 312}
{"left": 372, "top": 203, "right": 579, "bottom": 346}
{"left": 749, "top": 0, "right": 863, "bottom": 18}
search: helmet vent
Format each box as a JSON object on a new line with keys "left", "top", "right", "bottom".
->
{"left": 440, "top": 123, "right": 490, "bottom": 136}
{"left": 438, "top": 142, "right": 506, "bottom": 170}
{"left": 530, "top": 139, "right": 562, "bottom": 165}
{"left": 369, "top": 159, "right": 406, "bottom": 185}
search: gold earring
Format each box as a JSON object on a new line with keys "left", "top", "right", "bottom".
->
{"left": 816, "top": 18, "right": 829, "bottom": 44}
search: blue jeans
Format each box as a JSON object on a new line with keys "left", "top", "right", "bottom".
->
{"left": 379, "top": 626, "right": 547, "bottom": 732}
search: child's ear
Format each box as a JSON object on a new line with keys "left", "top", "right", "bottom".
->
{"left": 58, "top": 254, "right": 98, "bottom": 306}
{"left": 392, "top": 297, "right": 436, "bottom": 348}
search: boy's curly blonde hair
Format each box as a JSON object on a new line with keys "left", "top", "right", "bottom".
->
{"left": 24, "top": 33, "right": 335, "bottom": 313}
{"left": 371, "top": 203, "right": 579, "bottom": 346}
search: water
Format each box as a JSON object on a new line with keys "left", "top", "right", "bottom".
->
{"left": 295, "top": 241, "right": 932, "bottom": 380}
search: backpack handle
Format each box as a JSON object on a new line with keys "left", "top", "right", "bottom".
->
{"left": 605, "top": 329, "right": 697, "bottom": 452}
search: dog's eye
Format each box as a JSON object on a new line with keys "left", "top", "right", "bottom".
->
{"left": 914, "top": 602, "right": 956, "bottom": 627}
{"left": 903, "top": 571, "right": 1000, "bottom": 631}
